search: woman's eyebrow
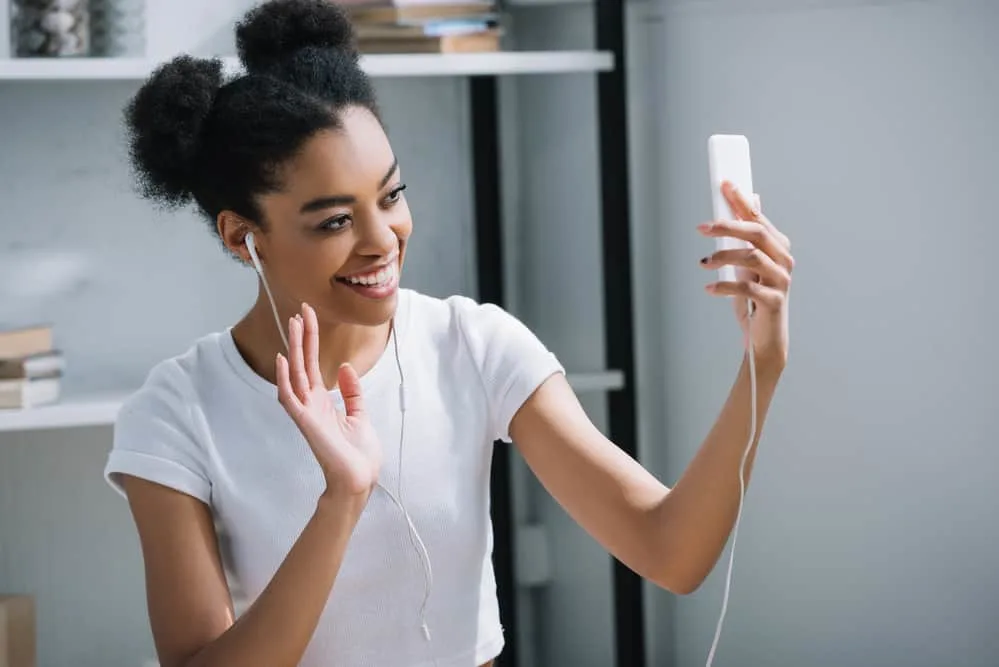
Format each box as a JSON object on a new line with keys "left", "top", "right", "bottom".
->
{"left": 298, "top": 158, "right": 400, "bottom": 214}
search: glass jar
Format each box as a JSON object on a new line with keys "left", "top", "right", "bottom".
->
{"left": 90, "top": 0, "right": 144, "bottom": 57}
{"left": 11, "top": 0, "right": 91, "bottom": 57}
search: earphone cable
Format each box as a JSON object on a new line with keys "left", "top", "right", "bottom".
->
{"left": 705, "top": 296, "right": 757, "bottom": 667}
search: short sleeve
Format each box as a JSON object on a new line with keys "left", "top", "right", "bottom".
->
{"left": 454, "top": 297, "right": 565, "bottom": 442}
{"left": 104, "top": 364, "right": 212, "bottom": 504}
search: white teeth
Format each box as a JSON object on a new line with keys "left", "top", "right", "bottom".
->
{"left": 344, "top": 263, "right": 396, "bottom": 287}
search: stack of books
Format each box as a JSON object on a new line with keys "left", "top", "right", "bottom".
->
{"left": 0, "top": 324, "right": 64, "bottom": 410}
{"left": 341, "top": 0, "right": 502, "bottom": 54}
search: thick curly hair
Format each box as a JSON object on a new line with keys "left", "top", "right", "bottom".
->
{"left": 124, "top": 0, "right": 379, "bottom": 231}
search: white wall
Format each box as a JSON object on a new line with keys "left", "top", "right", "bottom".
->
{"left": 646, "top": 1, "right": 999, "bottom": 666}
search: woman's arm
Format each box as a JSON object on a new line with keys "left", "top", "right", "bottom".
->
{"left": 510, "top": 182, "right": 792, "bottom": 595}
{"left": 510, "top": 354, "right": 780, "bottom": 594}
{"left": 123, "top": 475, "right": 366, "bottom": 667}
{"left": 122, "top": 305, "right": 383, "bottom": 667}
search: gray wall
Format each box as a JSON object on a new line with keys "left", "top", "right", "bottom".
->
{"left": 646, "top": 0, "right": 999, "bottom": 666}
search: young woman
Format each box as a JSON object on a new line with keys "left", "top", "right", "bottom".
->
{"left": 103, "top": 1, "right": 794, "bottom": 666}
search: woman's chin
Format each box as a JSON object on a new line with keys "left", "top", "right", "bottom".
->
{"left": 325, "top": 283, "right": 400, "bottom": 327}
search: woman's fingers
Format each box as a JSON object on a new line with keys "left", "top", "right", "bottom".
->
{"left": 301, "top": 303, "right": 324, "bottom": 391}
{"left": 701, "top": 246, "right": 790, "bottom": 289}
{"left": 706, "top": 279, "right": 785, "bottom": 310}
{"left": 722, "top": 181, "right": 752, "bottom": 218}
{"left": 276, "top": 352, "right": 304, "bottom": 418}
{"left": 287, "top": 315, "right": 310, "bottom": 402}
{"left": 337, "top": 363, "right": 365, "bottom": 418}
{"left": 698, "top": 218, "right": 794, "bottom": 274}
{"left": 724, "top": 182, "right": 791, "bottom": 251}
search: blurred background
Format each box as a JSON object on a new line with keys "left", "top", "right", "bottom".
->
{"left": 0, "top": 0, "right": 996, "bottom": 666}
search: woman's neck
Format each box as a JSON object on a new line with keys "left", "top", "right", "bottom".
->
{"left": 231, "top": 293, "right": 392, "bottom": 390}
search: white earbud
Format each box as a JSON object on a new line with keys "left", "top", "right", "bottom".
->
{"left": 244, "top": 230, "right": 289, "bottom": 351}
{"left": 245, "top": 231, "right": 263, "bottom": 276}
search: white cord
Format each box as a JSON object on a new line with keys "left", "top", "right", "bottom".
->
{"left": 377, "top": 327, "right": 437, "bottom": 655}
{"left": 245, "top": 234, "right": 289, "bottom": 352}
{"left": 705, "top": 296, "right": 757, "bottom": 667}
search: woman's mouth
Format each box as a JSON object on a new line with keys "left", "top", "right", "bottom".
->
{"left": 335, "top": 261, "right": 399, "bottom": 300}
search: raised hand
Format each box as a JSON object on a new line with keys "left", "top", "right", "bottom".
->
{"left": 276, "top": 303, "right": 383, "bottom": 498}
{"left": 698, "top": 181, "right": 794, "bottom": 369}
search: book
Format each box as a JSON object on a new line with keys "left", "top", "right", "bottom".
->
{"left": 354, "top": 17, "right": 497, "bottom": 40}
{"left": 358, "top": 29, "right": 500, "bottom": 53}
{"left": 0, "top": 350, "right": 64, "bottom": 380}
{"left": 0, "top": 325, "right": 53, "bottom": 360}
{"left": 346, "top": 2, "right": 495, "bottom": 23}
{"left": 0, "top": 376, "right": 60, "bottom": 409}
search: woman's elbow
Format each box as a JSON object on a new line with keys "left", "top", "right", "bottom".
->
{"left": 648, "top": 557, "right": 710, "bottom": 596}
{"left": 654, "top": 572, "right": 704, "bottom": 596}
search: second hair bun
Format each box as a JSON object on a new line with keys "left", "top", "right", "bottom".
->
{"left": 236, "top": 0, "right": 358, "bottom": 73}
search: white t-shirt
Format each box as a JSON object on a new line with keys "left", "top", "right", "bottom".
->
{"left": 103, "top": 288, "right": 564, "bottom": 667}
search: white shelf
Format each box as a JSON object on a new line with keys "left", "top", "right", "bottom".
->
{"left": 0, "top": 392, "right": 126, "bottom": 433}
{"left": 565, "top": 370, "right": 625, "bottom": 393}
{"left": 0, "top": 51, "right": 613, "bottom": 81}
{"left": 0, "top": 370, "right": 624, "bottom": 434}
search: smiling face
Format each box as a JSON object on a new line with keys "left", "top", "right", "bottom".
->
{"left": 247, "top": 106, "right": 412, "bottom": 327}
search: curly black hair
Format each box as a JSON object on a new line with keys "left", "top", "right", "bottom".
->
{"left": 124, "top": 0, "right": 379, "bottom": 232}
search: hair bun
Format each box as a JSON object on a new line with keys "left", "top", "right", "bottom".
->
{"left": 125, "top": 55, "right": 225, "bottom": 207}
{"left": 236, "top": 0, "right": 358, "bottom": 74}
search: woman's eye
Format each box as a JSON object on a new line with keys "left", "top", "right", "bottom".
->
{"left": 320, "top": 215, "right": 350, "bottom": 231}
{"left": 385, "top": 183, "right": 407, "bottom": 205}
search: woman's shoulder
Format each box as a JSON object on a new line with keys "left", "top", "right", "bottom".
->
{"left": 119, "top": 329, "right": 230, "bottom": 421}
{"left": 400, "top": 287, "right": 553, "bottom": 370}
{"left": 107, "top": 331, "right": 227, "bottom": 503}
{"left": 400, "top": 287, "right": 520, "bottom": 338}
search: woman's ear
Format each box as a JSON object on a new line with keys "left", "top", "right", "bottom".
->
{"left": 217, "top": 210, "right": 256, "bottom": 264}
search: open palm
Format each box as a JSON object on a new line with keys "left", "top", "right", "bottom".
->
{"left": 276, "top": 304, "right": 383, "bottom": 498}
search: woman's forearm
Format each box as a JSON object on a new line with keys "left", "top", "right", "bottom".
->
{"left": 656, "top": 354, "right": 783, "bottom": 593}
{"left": 186, "top": 490, "right": 367, "bottom": 667}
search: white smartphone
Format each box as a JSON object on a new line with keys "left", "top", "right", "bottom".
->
{"left": 708, "top": 134, "right": 754, "bottom": 284}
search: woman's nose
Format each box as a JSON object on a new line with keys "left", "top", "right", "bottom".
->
{"left": 355, "top": 214, "right": 399, "bottom": 257}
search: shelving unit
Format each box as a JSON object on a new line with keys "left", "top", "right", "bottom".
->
{"left": 0, "top": 2, "right": 643, "bottom": 664}
{"left": 0, "top": 51, "right": 613, "bottom": 80}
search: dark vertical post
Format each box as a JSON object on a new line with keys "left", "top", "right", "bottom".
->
{"left": 469, "top": 73, "right": 518, "bottom": 667}
{"left": 593, "top": 0, "right": 647, "bottom": 665}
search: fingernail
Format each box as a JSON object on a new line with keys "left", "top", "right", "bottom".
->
{"left": 296, "top": 313, "right": 303, "bottom": 321}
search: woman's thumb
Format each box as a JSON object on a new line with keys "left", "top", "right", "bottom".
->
{"left": 338, "top": 363, "right": 365, "bottom": 416}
